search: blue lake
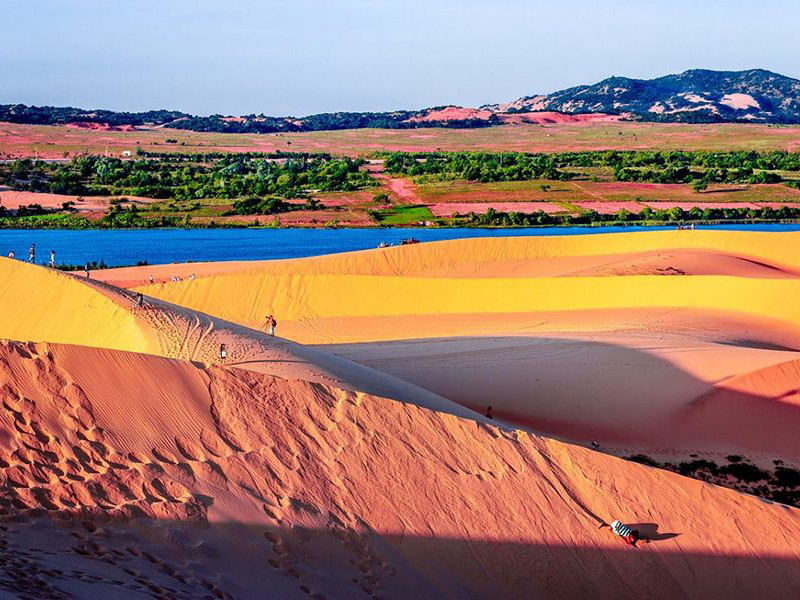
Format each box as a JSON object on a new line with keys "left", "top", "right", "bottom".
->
{"left": 1, "top": 224, "right": 798, "bottom": 266}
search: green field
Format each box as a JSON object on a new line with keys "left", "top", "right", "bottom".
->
{"left": 370, "top": 204, "right": 435, "bottom": 224}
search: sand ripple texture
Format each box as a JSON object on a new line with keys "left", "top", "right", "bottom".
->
{"left": 0, "top": 232, "right": 798, "bottom": 598}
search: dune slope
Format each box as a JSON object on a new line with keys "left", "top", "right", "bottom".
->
{"left": 117, "top": 232, "right": 800, "bottom": 463}
{"left": 0, "top": 258, "right": 478, "bottom": 421}
{"left": 0, "top": 341, "right": 799, "bottom": 599}
{"left": 98, "top": 230, "right": 800, "bottom": 287}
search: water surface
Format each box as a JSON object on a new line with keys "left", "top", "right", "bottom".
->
{"left": 1, "top": 224, "right": 797, "bottom": 266}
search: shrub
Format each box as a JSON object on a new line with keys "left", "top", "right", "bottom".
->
{"left": 626, "top": 454, "right": 659, "bottom": 467}
{"left": 772, "top": 467, "right": 800, "bottom": 488}
{"left": 231, "top": 196, "right": 290, "bottom": 215}
{"left": 719, "top": 462, "right": 769, "bottom": 482}
{"left": 677, "top": 460, "right": 719, "bottom": 476}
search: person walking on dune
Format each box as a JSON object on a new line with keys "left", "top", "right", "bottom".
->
{"left": 219, "top": 343, "right": 227, "bottom": 363}
{"left": 84, "top": 263, "right": 91, "bottom": 278}
{"left": 262, "top": 314, "right": 277, "bottom": 336}
{"left": 49, "top": 250, "right": 56, "bottom": 268}
{"left": 28, "top": 243, "right": 35, "bottom": 263}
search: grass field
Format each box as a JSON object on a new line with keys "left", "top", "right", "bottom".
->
{"left": 3, "top": 121, "right": 800, "bottom": 159}
{"left": 370, "top": 204, "right": 435, "bottom": 224}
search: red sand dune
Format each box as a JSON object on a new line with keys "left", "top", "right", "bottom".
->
{"left": 0, "top": 339, "right": 799, "bottom": 598}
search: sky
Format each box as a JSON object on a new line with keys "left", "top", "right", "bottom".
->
{"left": 3, "top": 0, "right": 799, "bottom": 116}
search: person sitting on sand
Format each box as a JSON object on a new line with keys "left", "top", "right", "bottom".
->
{"left": 7, "top": 251, "right": 14, "bottom": 259}
{"left": 601, "top": 520, "right": 640, "bottom": 546}
{"left": 149, "top": 275, "right": 155, "bottom": 284}
{"left": 219, "top": 343, "right": 227, "bottom": 363}
{"left": 591, "top": 441, "right": 600, "bottom": 450}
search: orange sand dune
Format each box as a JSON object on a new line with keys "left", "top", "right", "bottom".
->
{"left": 324, "top": 324, "right": 800, "bottom": 459}
{"left": 130, "top": 270, "right": 800, "bottom": 344}
{"left": 96, "top": 230, "right": 800, "bottom": 287}
{"left": 0, "top": 340, "right": 798, "bottom": 599}
{"left": 113, "top": 231, "right": 800, "bottom": 464}
{"left": 0, "top": 258, "right": 477, "bottom": 421}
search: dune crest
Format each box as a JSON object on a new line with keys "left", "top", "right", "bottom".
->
{"left": 0, "top": 258, "right": 478, "bottom": 421}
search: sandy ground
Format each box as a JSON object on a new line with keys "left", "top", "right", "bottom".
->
{"left": 2, "top": 231, "right": 800, "bottom": 597}
{"left": 116, "top": 231, "right": 800, "bottom": 464}
{"left": 0, "top": 188, "right": 108, "bottom": 212}
{"left": 0, "top": 340, "right": 798, "bottom": 598}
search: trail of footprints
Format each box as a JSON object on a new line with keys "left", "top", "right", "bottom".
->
{"left": 260, "top": 499, "right": 391, "bottom": 600}
{"left": 0, "top": 343, "right": 238, "bottom": 598}
{"left": 0, "top": 340, "right": 395, "bottom": 598}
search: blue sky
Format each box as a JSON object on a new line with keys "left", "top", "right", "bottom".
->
{"left": 3, "top": 0, "right": 799, "bottom": 116}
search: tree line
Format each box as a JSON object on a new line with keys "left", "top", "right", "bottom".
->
{"left": 383, "top": 150, "right": 800, "bottom": 185}
{"left": 459, "top": 204, "right": 800, "bottom": 227}
{"left": 0, "top": 155, "right": 375, "bottom": 200}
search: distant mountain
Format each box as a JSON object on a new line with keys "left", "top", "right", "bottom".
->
{"left": 484, "top": 69, "right": 800, "bottom": 124}
{"left": 2, "top": 69, "right": 799, "bottom": 133}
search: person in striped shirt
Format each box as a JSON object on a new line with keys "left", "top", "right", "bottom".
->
{"left": 609, "top": 519, "right": 640, "bottom": 546}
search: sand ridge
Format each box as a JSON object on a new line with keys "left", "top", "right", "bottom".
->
{"left": 0, "top": 257, "right": 481, "bottom": 422}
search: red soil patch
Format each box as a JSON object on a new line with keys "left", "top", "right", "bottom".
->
{"left": 407, "top": 106, "right": 494, "bottom": 123}
{"left": 642, "top": 201, "right": 800, "bottom": 211}
{"left": 429, "top": 202, "right": 563, "bottom": 216}
{"left": 575, "top": 201, "right": 646, "bottom": 214}
{"left": 497, "top": 112, "right": 627, "bottom": 125}
{"left": 66, "top": 122, "right": 136, "bottom": 132}
{"left": 0, "top": 189, "right": 108, "bottom": 211}
{"left": 407, "top": 107, "right": 626, "bottom": 127}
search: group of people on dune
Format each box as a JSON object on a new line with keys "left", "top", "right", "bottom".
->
{"left": 8, "top": 243, "right": 56, "bottom": 268}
